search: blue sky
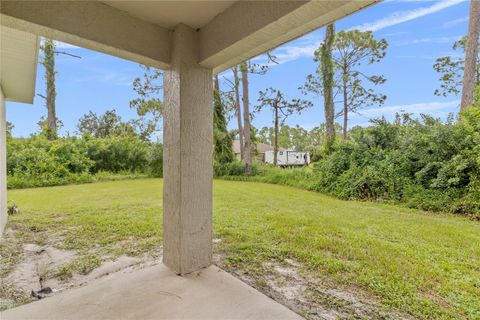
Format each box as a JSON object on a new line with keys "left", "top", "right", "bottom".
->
{"left": 6, "top": 0, "right": 470, "bottom": 138}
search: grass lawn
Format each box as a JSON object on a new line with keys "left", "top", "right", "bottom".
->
{"left": 3, "top": 178, "right": 480, "bottom": 319}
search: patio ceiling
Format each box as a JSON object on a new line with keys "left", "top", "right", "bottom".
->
{"left": 0, "top": 1, "right": 380, "bottom": 73}
{"left": 103, "top": 1, "right": 237, "bottom": 29}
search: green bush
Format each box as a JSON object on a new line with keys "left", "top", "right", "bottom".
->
{"left": 216, "top": 110, "right": 480, "bottom": 218}
{"left": 85, "top": 136, "right": 149, "bottom": 173}
{"left": 310, "top": 111, "right": 480, "bottom": 217}
{"left": 7, "top": 135, "right": 162, "bottom": 189}
{"left": 213, "top": 161, "right": 247, "bottom": 177}
{"left": 148, "top": 142, "right": 163, "bottom": 177}
{"left": 7, "top": 107, "right": 480, "bottom": 218}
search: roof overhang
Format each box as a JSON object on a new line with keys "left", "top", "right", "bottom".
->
{"left": 0, "top": 1, "right": 379, "bottom": 74}
{"left": 0, "top": 25, "right": 39, "bottom": 103}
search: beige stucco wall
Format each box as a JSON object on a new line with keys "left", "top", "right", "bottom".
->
{"left": 0, "top": 86, "right": 7, "bottom": 235}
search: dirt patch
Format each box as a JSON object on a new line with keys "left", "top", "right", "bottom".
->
{"left": 5, "top": 243, "right": 75, "bottom": 293}
{"left": 3, "top": 230, "right": 410, "bottom": 319}
{"left": 0, "top": 228, "right": 161, "bottom": 311}
{"left": 215, "top": 255, "right": 412, "bottom": 320}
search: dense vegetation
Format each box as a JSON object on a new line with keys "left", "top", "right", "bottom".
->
{"left": 6, "top": 134, "right": 162, "bottom": 189}
{"left": 8, "top": 29, "right": 480, "bottom": 220}
{"left": 219, "top": 108, "right": 480, "bottom": 218}
{"left": 7, "top": 106, "right": 480, "bottom": 218}
{"left": 313, "top": 109, "right": 480, "bottom": 216}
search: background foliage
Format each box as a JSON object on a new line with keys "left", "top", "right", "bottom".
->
{"left": 219, "top": 107, "right": 480, "bottom": 218}
{"left": 7, "top": 135, "right": 162, "bottom": 189}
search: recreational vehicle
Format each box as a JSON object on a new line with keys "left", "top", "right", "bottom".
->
{"left": 264, "top": 150, "right": 310, "bottom": 166}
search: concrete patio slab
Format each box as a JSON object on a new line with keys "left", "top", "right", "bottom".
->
{"left": 1, "top": 264, "right": 303, "bottom": 320}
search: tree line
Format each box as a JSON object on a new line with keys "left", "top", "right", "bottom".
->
{"left": 5, "top": 0, "right": 480, "bottom": 217}
{"left": 26, "top": 0, "right": 480, "bottom": 177}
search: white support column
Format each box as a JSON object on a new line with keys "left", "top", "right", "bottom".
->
{"left": 163, "top": 24, "right": 213, "bottom": 275}
{"left": 0, "top": 86, "right": 7, "bottom": 235}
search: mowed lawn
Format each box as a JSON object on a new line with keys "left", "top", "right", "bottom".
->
{"left": 5, "top": 178, "right": 480, "bottom": 319}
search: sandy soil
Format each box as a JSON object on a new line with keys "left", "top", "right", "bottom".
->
{"left": 0, "top": 229, "right": 160, "bottom": 311}
{"left": 215, "top": 254, "right": 413, "bottom": 320}
{"left": 2, "top": 234, "right": 411, "bottom": 319}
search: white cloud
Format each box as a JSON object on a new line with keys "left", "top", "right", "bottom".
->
{"left": 269, "top": 42, "right": 320, "bottom": 64}
{"left": 351, "top": 0, "right": 466, "bottom": 32}
{"left": 216, "top": 39, "right": 320, "bottom": 79}
{"left": 222, "top": 0, "right": 466, "bottom": 71}
{"left": 251, "top": 0, "right": 466, "bottom": 67}
{"left": 356, "top": 100, "right": 460, "bottom": 118}
{"left": 383, "top": 31, "right": 409, "bottom": 37}
{"left": 443, "top": 16, "right": 469, "bottom": 28}
{"left": 392, "top": 35, "right": 462, "bottom": 46}
{"left": 250, "top": 32, "right": 326, "bottom": 67}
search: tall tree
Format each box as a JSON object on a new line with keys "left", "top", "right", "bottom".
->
{"left": 461, "top": 0, "right": 480, "bottom": 110}
{"left": 433, "top": 37, "right": 475, "bottom": 97}
{"left": 321, "top": 24, "right": 336, "bottom": 150}
{"left": 333, "top": 30, "right": 387, "bottom": 139}
{"left": 6, "top": 122, "right": 14, "bottom": 138}
{"left": 38, "top": 39, "right": 81, "bottom": 140}
{"left": 302, "top": 29, "right": 387, "bottom": 140}
{"left": 257, "top": 123, "right": 341, "bottom": 156}
{"left": 238, "top": 54, "right": 275, "bottom": 174}
{"left": 213, "top": 75, "right": 235, "bottom": 163}
{"left": 130, "top": 65, "right": 163, "bottom": 137}
{"left": 77, "top": 109, "right": 142, "bottom": 138}
{"left": 256, "top": 88, "right": 312, "bottom": 165}
{"left": 232, "top": 65, "right": 244, "bottom": 160}
{"left": 240, "top": 62, "right": 253, "bottom": 175}
{"left": 257, "top": 126, "right": 275, "bottom": 146}
{"left": 41, "top": 39, "right": 57, "bottom": 140}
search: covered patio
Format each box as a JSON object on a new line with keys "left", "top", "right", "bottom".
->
{"left": 0, "top": 1, "right": 378, "bottom": 318}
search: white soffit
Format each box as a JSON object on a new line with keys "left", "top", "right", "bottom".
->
{"left": 102, "top": 1, "right": 237, "bottom": 29}
{"left": 0, "top": 25, "right": 39, "bottom": 103}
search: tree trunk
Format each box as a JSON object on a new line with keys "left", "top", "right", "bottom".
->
{"left": 44, "top": 39, "right": 57, "bottom": 140}
{"left": 322, "top": 24, "right": 336, "bottom": 150}
{"left": 240, "top": 62, "right": 253, "bottom": 175}
{"left": 273, "top": 106, "right": 278, "bottom": 166}
{"left": 233, "top": 66, "right": 244, "bottom": 160}
{"left": 343, "top": 71, "right": 348, "bottom": 140}
{"left": 214, "top": 74, "right": 220, "bottom": 92}
{"left": 461, "top": 0, "right": 480, "bottom": 111}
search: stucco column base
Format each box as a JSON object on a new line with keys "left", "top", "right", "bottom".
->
{"left": 163, "top": 24, "right": 213, "bottom": 275}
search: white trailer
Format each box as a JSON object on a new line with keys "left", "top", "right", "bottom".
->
{"left": 264, "top": 150, "right": 310, "bottom": 166}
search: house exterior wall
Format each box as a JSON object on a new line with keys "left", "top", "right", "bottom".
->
{"left": 0, "top": 86, "right": 7, "bottom": 235}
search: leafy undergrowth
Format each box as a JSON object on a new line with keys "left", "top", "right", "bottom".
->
{"left": 3, "top": 178, "right": 480, "bottom": 319}
{"left": 7, "top": 171, "right": 149, "bottom": 190}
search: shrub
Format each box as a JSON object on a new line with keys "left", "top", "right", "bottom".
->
{"left": 216, "top": 111, "right": 480, "bottom": 218}
{"left": 214, "top": 161, "right": 248, "bottom": 177}
{"left": 85, "top": 136, "right": 149, "bottom": 173}
{"left": 148, "top": 142, "right": 163, "bottom": 177}
{"left": 7, "top": 135, "right": 162, "bottom": 189}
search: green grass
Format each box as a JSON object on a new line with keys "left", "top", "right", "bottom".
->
{"left": 5, "top": 178, "right": 480, "bottom": 319}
